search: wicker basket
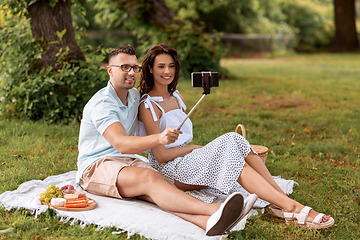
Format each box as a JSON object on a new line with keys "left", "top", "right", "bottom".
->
{"left": 235, "top": 124, "right": 268, "bottom": 163}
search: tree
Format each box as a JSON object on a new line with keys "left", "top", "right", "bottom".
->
{"left": 0, "top": 0, "right": 107, "bottom": 123}
{"left": 0, "top": 0, "right": 222, "bottom": 123}
{"left": 333, "top": 0, "right": 359, "bottom": 52}
{"left": 26, "top": 0, "right": 85, "bottom": 70}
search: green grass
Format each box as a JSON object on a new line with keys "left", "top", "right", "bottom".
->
{"left": 1, "top": 53, "right": 360, "bottom": 239}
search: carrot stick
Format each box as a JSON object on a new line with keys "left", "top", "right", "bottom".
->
{"left": 64, "top": 202, "right": 88, "bottom": 208}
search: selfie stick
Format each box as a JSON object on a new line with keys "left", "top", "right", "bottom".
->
{"left": 176, "top": 71, "right": 215, "bottom": 130}
{"left": 176, "top": 74, "right": 212, "bottom": 131}
{"left": 176, "top": 94, "right": 207, "bottom": 130}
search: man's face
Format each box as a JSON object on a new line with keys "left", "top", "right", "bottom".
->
{"left": 107, "top": 53, "right": 139, "bottom": 92}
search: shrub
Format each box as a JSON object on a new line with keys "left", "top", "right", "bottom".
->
{"left": 0, "top": 16, "right": 109, "bottom": 124}
{"left": 281, "top": 0, "right": 334, "bottom": 52}
{"left": 173, "top": 24, "right": 224, "bottom": 79}
{"left": 165, "top": 0, "right": 335, "bottom": 52}
{"left": 92, "top": 0, "right": 225, "bottom": 80}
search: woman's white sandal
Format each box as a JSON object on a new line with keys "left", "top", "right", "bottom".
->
{"left": 283, "top": 206, "right": 334, "bottom": 229}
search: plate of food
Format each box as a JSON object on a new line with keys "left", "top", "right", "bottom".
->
{"left": 40, "top": 185, "right": 97, "bottom": 211}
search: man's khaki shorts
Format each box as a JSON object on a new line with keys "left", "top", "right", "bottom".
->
{"left": 80, "top": 156, "right": 156, "bottom": 199}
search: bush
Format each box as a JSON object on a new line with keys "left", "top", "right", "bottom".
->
{"left": 0, "top": 17, "right": 109, "bottom": 124}
{"left": 92, "top": 0, "right": 225, "bottom": 80}
{"left": 173, "top": 25, "right": 224, "bottom": 79}
{"left": 165, "top": 0, "right": 335, "bottom": 52}
{"left": 281, "top": 0, "right": 334, "bottom": 52}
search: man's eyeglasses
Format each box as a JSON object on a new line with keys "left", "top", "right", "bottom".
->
{"left": 110, "top": 64, "right": 142, "bottom": 73}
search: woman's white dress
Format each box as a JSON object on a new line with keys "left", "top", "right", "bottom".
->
{"left": 137, "top": 91, "right": 254, "bottom": 203}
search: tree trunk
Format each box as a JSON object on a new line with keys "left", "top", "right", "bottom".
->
{"left": 333, "top": 0, "right": 359, "bottom": 52}
{"left": 27, "top": 0, "right": 85, "bottom": 70}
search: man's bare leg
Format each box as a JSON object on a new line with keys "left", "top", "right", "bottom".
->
{"left": 137, "top": 195, "right": 209, "bottom": 230}
{"left": 116, "top": 166, "right": 219, "bottom": 229}
{"left": 167, "top": 211, "right": 209, "bottom": 230}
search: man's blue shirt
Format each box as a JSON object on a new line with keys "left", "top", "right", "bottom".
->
{"left": 76, "top": 81, "right": 140, "bottom": 183}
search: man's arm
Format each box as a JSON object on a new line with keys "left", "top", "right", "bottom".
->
{"left": 102, "top": 122, "right": 182, "bottom": 154}
{"left": 138, "top": 100, "right": 202, "bottom": 164}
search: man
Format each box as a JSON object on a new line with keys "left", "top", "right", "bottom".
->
{"left": 76, "top": 45, "right": 244, "bottom": 236}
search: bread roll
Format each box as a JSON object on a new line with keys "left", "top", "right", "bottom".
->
{"left": 50, "top": 198, "right": 66, "bottom": 207}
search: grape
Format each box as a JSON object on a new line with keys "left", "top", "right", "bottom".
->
{"left": 39, "top": 193, "right": 45, "bottom": 201}
{"left": 40, "top": 185, "right": 64, "bottom": 203}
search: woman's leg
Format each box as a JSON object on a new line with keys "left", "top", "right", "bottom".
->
{"left": 172, "top": 133, "right": 284, "bottom": 195}
{"left": 237, "top": 163, "right": 329, "bottom": 223}
{"left": 174, "top": 180, "right": 207, "bottom": 191}
{"left": 245, "top": 151, "right": 287, "bottom": 196}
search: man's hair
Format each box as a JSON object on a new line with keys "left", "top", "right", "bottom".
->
{"left": 109, "top": 44, "right": 136, "bottom": 63}
{"left": 139, "top": 44, "right": 180, "bottom": 96}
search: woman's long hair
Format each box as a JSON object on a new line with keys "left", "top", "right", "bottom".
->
{"left": 139, "top": 44, "right": 180, "bottom": 96}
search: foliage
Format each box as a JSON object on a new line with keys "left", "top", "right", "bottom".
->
{"left": 89, "top": 0, "right": 136, "bottom": 31}
{"left": 91, "top": 0, "right": 225, "bottom": 80}
{"left": 281, "top": 0, "right": 334, "bottom": 52}
{"left": 1, "top": 54, "right": 360, "bottom": 239}
{"left": 166, "top": 0, "right": 294, "bottom": 35}
{"left": 165, "top": 0, "right": 335, "bottom": 52}
{"left": 0, "top": 5, "right": 109, "bottom": 124}
{"left": 0, "top": 0, "right": 348, "bottom": 124}
{"left": 172, "top": 24, "right": 224, "bottom": 78}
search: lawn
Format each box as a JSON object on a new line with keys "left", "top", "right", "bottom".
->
{"left": 1, "top": 53, "right": 360, "bottom": 239}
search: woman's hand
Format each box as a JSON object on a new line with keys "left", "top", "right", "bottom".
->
{"left": 188, "top": 144, "right": 203, "bottom": 151}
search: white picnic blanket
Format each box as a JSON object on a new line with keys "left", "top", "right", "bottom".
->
{"left": 0, "top": 170, "right": 298, "bottom": 240}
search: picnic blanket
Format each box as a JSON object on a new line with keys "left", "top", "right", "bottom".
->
{"left": 0, "top": 170, "right": 298, "bottom": 240}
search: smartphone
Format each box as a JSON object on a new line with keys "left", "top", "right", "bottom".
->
{"left": 191, "top": 72, "right": 219, "bottom": 88}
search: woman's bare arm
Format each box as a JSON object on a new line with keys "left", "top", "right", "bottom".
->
{"left": 138, "top": 101, "right": 201, "bottom": 164}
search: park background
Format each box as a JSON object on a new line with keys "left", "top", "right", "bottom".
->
{"left": 0, "top": 0, "right": 360, "bottom": 239}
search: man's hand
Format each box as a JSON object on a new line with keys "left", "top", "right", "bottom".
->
{"left": 159, "top": 128, "right": 182, "bottom": 145}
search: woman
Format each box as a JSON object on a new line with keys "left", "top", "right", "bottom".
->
{"left": 137, "top": 44, "right": 334, "bottom": 229}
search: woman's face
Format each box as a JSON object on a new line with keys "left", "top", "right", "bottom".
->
{"left": 150, "top": 53, "right": 176, "bottom": 88}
